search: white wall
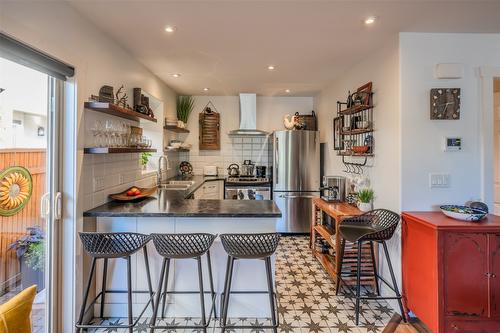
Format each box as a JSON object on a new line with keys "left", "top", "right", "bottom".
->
{"left": 178, "top": 95, "right": 313, "bottom": 175}
{"left": 0, "top": 2, "right": 177, "bottom": 331}
{"left": 400, "top": 33, "right": 500, "bottom": 211}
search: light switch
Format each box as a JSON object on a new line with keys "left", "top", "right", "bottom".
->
{"left": 429, "top": 173, "right": 450, "bottom": 188}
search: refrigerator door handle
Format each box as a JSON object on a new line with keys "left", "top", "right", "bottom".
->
{"left": 275, "top": 136, "right": 279, "bottom": 185}
{"left": 282, "top": 194, "right": 316, "bottom": 199}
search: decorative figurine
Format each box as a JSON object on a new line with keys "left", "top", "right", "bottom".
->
{"left": 98, "top": 85, "right": 114, "bottom": 103}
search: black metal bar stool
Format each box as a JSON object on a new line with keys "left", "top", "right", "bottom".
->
{"left": 149, "top": 233, "right": 217, "bottom": 333}
{"left": 76, "top": 232, "right": 154, "bottom": 333}
{"left": 219, "top": 233, "right": 280, "bottom": 333}
{"left": 336, "top": 209, "right": 406, "bottom": 325}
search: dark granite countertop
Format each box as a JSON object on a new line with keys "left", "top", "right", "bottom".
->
{"left": 83, "top": 175, "right": 282, "bottom": 218}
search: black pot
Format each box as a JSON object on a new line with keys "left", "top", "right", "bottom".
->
{"left": 256, "top": 166, "right": 267, "bottom": 178}
{"left": 20, "top": 257, "right": 44, "bottom": 292}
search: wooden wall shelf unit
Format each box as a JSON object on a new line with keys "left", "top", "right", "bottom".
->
{"left": 338, "top": 104, "right": 372, "bottom": 116}
{"left": 84, "top": 147, "right": 157, "bottom": 154}
{"left": 164, "top": 147, "right": 190, "bottom": 152}
{"left": 84, "top": 102, "right": 157, "bottom": 123}
{"left": 310, "top": 198, "right": 377, "bottom": 289}
{"left": 402, "top": 212, "right": 500, "bottom": 333}
{"left": 164, "top": 125, "right": 190, "bottom": 133}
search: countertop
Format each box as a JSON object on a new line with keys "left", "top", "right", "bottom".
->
{"left": 83, "top": 175, "right": 282, "bottom": 218}
{"left": 402, "top": 211, "right": 500, "bottom": 231}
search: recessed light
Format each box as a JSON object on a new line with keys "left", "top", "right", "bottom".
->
{"left": 267, "top": 65, "right": 276, "bottom": 71}
{"left": 285, "top": 89, "right": 291, "bottom": 93}
{"left": 364, "top": 16, "right": 376, "bottom": 25}
{"left": 165, "top": 26, "right": 176, "bottom": 33}
{"left": 203, "top": 88, "right": 210, "bottom": 91}
{"left": 171, "top": 73, "right": 181, "bottom": 78}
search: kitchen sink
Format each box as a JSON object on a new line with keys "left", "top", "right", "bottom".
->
{"left": 168, "top": 180, "right": 195, "bottom": 186}
{"left": 158, "top": 180, "right": 195, "bottom": 190}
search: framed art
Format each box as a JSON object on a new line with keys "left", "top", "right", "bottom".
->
{"left": 356, "top": 81, "right": 373, "bottom": 105}
{"left": 333, "top": 116, "right": 344, "bottom": 150}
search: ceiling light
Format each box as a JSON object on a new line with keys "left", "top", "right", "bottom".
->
{"left": 165, "top": 26, "right": 176, "bottom": 33}
{"left": 285, "top": 89, "right": 291, "bottom": 93}
{"left": 364, "top": 16, "right": 376, "bottom": 25}
{"left": 203, "top": 88, "right": 210, "bottom": 91}
{"left": 171, "top": 73, "right": 181, "bottom": 78}
{"left": 267, "top": 65, "right": 276, "bottom": 71}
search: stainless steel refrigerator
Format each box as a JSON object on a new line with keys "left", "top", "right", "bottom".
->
{"left": 273, "top": 130, "right": 320, "bottom": 233}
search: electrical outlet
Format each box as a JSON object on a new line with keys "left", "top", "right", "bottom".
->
{"left": 93, "top": 176, "right": 105, "bottom": 192}
{"left": 429, "top": 173, "right": 450, "bottom": 188}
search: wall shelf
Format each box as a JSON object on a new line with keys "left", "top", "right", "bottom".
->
{"left": 164, "top": 125, "right": 190, "bottom": 133}
{"left": 84, "top": 147, "right": 157, "bottom": 154}
{"left": 340, "top": 128, "right": 374, "bottom": 135}
{"left": 338, "top": 104, "right": 372, "bottom": 116}
{"left": 164, "top": 147, "right": 190, "bottom": 152}
{"left": 84, "top": 102, "right": 157, "bottom": 123}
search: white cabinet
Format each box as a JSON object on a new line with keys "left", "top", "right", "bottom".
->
{"left": 192, "top": 180, "right": 224, "bottom": 199}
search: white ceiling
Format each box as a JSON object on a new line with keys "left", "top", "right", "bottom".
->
{"left": 68, "top": 0, "right": 500, "bottom": 96}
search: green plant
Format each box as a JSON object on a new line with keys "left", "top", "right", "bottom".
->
{"left": 24, "top": 242, "right": 44, "bottom": 271}
{"left": 176, "top": 95, "right": 195, "bottom": 123}
{"left": 140, "top": 152, "right": 152, "bottom": 167}
{"left": 357, "top": 188, "right": 375, "bottom": 203}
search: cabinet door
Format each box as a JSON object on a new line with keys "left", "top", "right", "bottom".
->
{"left": 490, "top": 233, "right": 500, "bottom": 318}
{"left": 444, "top": 233, "right": 489, "bottom": 318}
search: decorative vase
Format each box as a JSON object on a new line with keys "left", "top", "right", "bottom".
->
{"left": 358, "top": 202, "right": 372, "bottom": 212}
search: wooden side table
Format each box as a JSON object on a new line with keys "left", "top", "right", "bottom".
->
{"left": 310, "top": 197, "right": 377, "bottom": 289}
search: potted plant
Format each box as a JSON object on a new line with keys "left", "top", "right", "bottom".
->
{"left": 176, "top": 95, "right": 194, "bottom": 128}
{"left": 9, "top": 226, "right": 45, "bottom": 291}
{"left": 357, "top": 188, "right": 374, "bottom": 212}
{"left": 140, "top": 152, "right": 152, "bottom": 170}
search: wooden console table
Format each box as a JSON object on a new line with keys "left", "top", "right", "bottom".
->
{"left": 310, "top": 197, "right": 376, "bottom": 288}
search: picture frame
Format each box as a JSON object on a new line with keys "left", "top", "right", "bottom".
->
{"left": 333, "top": 116, "right": 344, "bottom": 150}
{"left": 356, "top": 81, "right": 373, "bottom": 106}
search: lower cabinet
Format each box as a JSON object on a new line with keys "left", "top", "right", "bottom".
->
{"left": 402, "top": 212, "right": 500, "bottom": 333}
{"left": 192, "top": 180, "right": 224, "bottom": 199}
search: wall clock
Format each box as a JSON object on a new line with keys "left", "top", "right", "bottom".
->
{"left": 430, "top": 88, "right": 461, "bottom": 120}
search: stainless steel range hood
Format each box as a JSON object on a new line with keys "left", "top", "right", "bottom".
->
{"left": 228, "top": 93, "right": 269, "bottom": 136}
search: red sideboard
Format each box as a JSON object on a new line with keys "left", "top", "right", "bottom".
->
{"left": 402, "top": 212, "right": 500, "bottom": 333}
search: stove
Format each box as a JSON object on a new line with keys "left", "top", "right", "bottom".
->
{"left": 225, "top": 176, "right": 271, "bottom": 200}
{"left": 225, "top": 176, "right": 271, "bottom": 185}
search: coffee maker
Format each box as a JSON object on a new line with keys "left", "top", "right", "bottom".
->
{"left": 321, "top": 176, "right": 346, "bottom": 202}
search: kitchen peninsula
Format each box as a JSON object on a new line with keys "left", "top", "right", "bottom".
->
{"left": 82, "top": 176, "right": 281, "bottom": 319}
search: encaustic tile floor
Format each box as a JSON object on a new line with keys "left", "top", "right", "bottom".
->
{"left": 88, "top": 236, "right": 394, "bottom": 333}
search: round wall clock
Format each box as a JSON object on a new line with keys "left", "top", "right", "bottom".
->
{"left": 430, "top": 88, "right": 461, "bottom": 120}
{"left": 0, "top": 166, "right": 33, "bottom": 217}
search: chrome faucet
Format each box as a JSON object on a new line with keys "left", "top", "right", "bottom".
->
{"left": 157, "top": 155, "right": 169, "bottom": 185}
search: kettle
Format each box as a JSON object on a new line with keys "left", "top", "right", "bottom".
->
{"left": 227, "top": 163, "right": 240, "bottom": 177}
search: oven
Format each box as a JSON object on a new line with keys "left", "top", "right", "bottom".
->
{"left": 224, "top": 183, "right": 271, "bottom": 200}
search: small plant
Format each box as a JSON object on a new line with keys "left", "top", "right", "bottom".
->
{"left": 140, "top": 152, "right": 152, "bottom": 167}
{"left": 176, "top": 95, "right": 195, "bottom": 123}
{"left": 357, "top": 188, "right": 375, "bottom": 203}
{"left": 9, "top": 226, "right": 45, "bottom": 271}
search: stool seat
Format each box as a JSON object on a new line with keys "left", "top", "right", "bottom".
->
{"left": 151, "top": 233, "right": 216, "bottom": 259}
{"left": 219, "top": 233, "right": 280, "bottom": 259}
{"left": 79, "top": 232, "right": 150, "bottom": 258}
{"left": 339, "top": 209, "right": 400, "bottom": 242}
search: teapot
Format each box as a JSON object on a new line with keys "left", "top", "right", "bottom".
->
{"left": 227, "top": 163, "right": 240, "bottom": 177}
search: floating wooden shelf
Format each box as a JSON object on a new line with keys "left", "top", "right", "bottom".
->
{"left": 84, "top": 147, "right": 157, "bottom": 154}
{"left": 341, "top": 128, "right": 374, "bottom": 135}
{"left": 164, "top": 147, "right": 190, "bottom": 152}
{"left": 84, "top": 102, "right": 157, "bottom": 123}
{"left": 337, "top": 152, "right": 374, "bottom": 157}
{"left": 314, "top": 225, "right": 336, "bottom": 248}
{"left": 338, "top": 104, "right": 373, "bottom": 116}
{"left": 164, "top": 125, "right": 190, "bottom": 133}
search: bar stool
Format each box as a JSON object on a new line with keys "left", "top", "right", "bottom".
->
{"left": 336, "top": 209, "right": 406, "bottom": 325}
{"left": 219, "top": 233, "right": 280, "bottom": 333}
{"left": 149, "top": 233, "right": 216, "bottom": 333}
{"left": 76, "top": 232, "right": 154, "bottom": 333}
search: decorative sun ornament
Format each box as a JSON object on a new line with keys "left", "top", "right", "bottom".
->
{"left": 0, "top": 166, "right": 32, "bottom": 216}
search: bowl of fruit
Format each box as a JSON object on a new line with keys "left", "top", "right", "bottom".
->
{"left": 109, "top": 186, "right": 156, "bottom": 201}
{"left": 440, "top": 204, "right": 487, "bottom": 222}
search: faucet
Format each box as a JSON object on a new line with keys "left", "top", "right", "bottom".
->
{"left": 157, "top": 155, "right": 169, "bottom": 185}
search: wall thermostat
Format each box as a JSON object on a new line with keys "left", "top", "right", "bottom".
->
{"left": 444, "top": 137, "right": 462, "bottom": 151}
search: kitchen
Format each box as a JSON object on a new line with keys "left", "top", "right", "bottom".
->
{"left": 1, "top": 2, "right": 500, "bottom": 333}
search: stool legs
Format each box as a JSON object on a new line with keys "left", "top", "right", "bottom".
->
{"left": 143, "top": 247, "right": 155, "bottom": 311}
{"left": 160, "top": 258, "right": 170, "bottom": 318}
{"left": 150, "top": 258, "right": 167, "bottom": 333}
{"left": 265, "top": 257, "right": 278, "bottom": 333}
{"left": 381, "top": 241, "right": 406, "bottom": 322}
{"left": 335, "top": 239, "right": 346, "bottom": 295}
{"left": 76, "top": 257, "right": 96, "bottom": 333}
{"left": 206, "top": 250, "right": 216, "bottom": 318}
{"left": 100, "top": 258, "right": 108, "bottom": 318}
{"left": 221, "top": 256, "right": 235, "bottom": 333}
{"left": 369, "top": 242, "right": 380, "bottom": 296}
{"left": 197, "top": 257, "right": 207, "bottom": 333}
{"left": 126, "top": 256, "right": 133, "bottom": 333}
{"left": 355, "top": 241, "right": 363, "bottom": 325}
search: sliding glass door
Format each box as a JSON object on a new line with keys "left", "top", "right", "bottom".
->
{"left": 0, "top": 56, "right": 62, "bottom": 333}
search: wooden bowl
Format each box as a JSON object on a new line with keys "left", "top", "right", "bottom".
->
{"left": 351, "top": 145, "right": 369, "bottom": 154}
{"left": 109, "top": 187, "right": 156, "bottom": 201}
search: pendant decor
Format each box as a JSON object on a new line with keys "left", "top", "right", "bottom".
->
{"left": 199, "top": 101, "right": 220, "bottom": 150}
{"left": 0, "top": 166, "right": 33, "bottom": 216}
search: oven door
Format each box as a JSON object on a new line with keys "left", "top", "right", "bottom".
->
{"left": 225, "top": 186, "right": 271, "bottom": 200}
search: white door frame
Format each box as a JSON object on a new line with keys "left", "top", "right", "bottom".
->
{"left": 479, "top": 66, "right": 500, "bottom": 209}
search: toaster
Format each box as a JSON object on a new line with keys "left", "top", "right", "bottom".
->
{"left": 203, "top": 165, "right": 218, "bottom": 176}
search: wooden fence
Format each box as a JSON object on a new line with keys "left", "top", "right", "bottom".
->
{"left": 0, "top": 149, "right": 46, "bottom": 294}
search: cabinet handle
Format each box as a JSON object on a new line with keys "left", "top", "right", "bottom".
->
{"left": 485, "top": 272, "right": 496, "bottom": 278}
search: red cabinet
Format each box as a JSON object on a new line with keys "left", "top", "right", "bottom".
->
{"left": 402, "top": 212, "right": 500, "bottom": 333}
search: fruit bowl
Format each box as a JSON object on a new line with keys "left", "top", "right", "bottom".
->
{"left": 440, "top": 205, "right": 487, "bottom": 222}
{"left": 351, "top": 145, "right": 369, "bottom": 154}
{"left": 109, "top": 187, "right": 156, "bottom": 201}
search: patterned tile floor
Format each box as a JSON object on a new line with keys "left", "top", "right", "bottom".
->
{"left": 86, "top": 236, "right": 395, "bottom": 332}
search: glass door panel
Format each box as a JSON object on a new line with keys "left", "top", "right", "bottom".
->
{"left": 0, "top": 56, "right": 61, "bottom": 332}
